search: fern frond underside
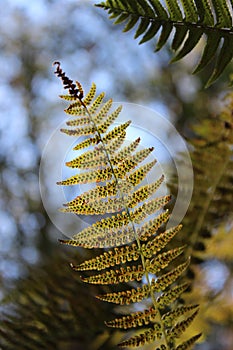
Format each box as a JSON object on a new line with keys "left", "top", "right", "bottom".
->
{"left": 54, "top": 63, "right": 201, "bottom": 349}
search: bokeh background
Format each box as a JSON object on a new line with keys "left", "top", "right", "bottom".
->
{"left": 0, "top": 1, "right": 232, "bottom": 349}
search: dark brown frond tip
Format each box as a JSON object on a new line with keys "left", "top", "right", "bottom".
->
{"left": 53, "top": 61, "right": 84, "bottom": 102}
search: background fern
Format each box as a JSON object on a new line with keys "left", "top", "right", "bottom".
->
{"left": 0, "top": 249, "right": 119, "bottom": 350}
{"left": 162, "top": 92, "right": 233, "bottom": 344}
{"left": 96, "top": 0, "right": 233, "bottom": 87}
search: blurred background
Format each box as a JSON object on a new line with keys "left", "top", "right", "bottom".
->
{"left": 0, "top": 1, "right": 232, "bottom": 349}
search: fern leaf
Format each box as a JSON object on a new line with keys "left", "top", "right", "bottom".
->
{"left": 96, "top": 284, "right": 150, "bottom": 305}
{"left": 157, "top": 283, "right": 190, "bottom": 309}
{"left": 155, "top": 22, "right": 173, "bottom": 51}
{"left": 193, "top": 32, "right": 221, "bottom": 74}
{"left": 206, "top": 35, "right": 233, "bottom": 87}
{"left": 123, "top": 14, "right": 139, "bottom": 32}
{"left": 60, "top": 197, "right": 125, "bottom": 215}
{"left": 132, "top": 195, "right": 171, "bottom": 223}
{"left": 66, "top": 148, "right": 106, "bottom": 168}
{"left": 171, "top": 27, "right": 203, "bottom": 62}
{"left": 150, "top": 0, "right": 168, "bottom": 19}
{"left": 162, "top": 304, "right": 199, "bottom": 327}
{"left": 65, "top": 102, "right": 85, "bottom": 116}
{"left": 180, "top": 0, "right": 198, "bottom": 22}
{"left": 87, "top": 92, "right": 105, "bottom": 114}
{"left": 73, "top": 243, "right": 139, "bottom": 271}
{"left": 92, "top": 98, "right": 113, "bottom": 124}
{"left": 150, "top": 260, "right": 190, "bottom": 292}
{"left": 102, "top": 120, "right": 131, "bottom": 142}
{"left": 59, "top": 94, "right": 80, "bottom": 101}
{"left": 105, "top": 306, "right": 157, "bottom": 329}
{"left": 171, "top": 24, "right": 187, "bottom": 51}
{"left": 69, "top": 131, "right": 126, "bottom": 169}
{"left": 97, "top": 0, "right": 233, "bottom": 85}
{"left": 212, "top": 0, "right": 232, "bottom": 28}
{"left": 147, "top": 245, "right": 186, "bottom": 273}
{"left": 60, "top": 225, "right": 135, "bottom": 248}
{"left": 64, "top": 180, "right": 117, "bottom": 207}
{"left": 142, "top": 224, "right": 182, "bottom": 257}
{"left": 66, "top": 99, "right": 112, "bottom": 125}
{"left": 57, "top": 167, "right": 112, "bottom": 185}
{"left": 66, "top": 116, "right": 91, "bottom": 126}
{"left": 128, "top": 159, "right": 156, "bottom": 186}
{"left": 91, "top": 267, "right": 186, "bottom": 310}
{"left": 127, "top": 175, "right": 164, "bottom": 208}
{"left": 195, "top": 0, "right": 214, "bottom": 25}
{"left": 165, "top": 0, "right": 183, "bottom": 21}
{"left": 72, "top": 135, "right": 100, "bottom": 150}
{"left": 139, "top": 22, "right": 161, "bottom": 44}
{"left": 97, "top": 105, "right": 122, "bottom": 134}
{"left": 73, "top": 121, "right": 129, "bottom": 150}
{"left": 135, "top": 17, "right": 150, "bottom": 39}
{"left": 118, "top": 323, "right": 163, "bottom": 347}
{"left": 175, "top": 333, "right": 202, "bottom": 350}
{"left": 81, "top": 265, "right": 144, "bottom": 284}
{"left": 83, "top": 82, "right": 96, "bottom": 105}
{"left": 111, "top": 137, "right": 141, "bottom": 165}
{"left": 167, "top": 309, "right": 199, "bottom": 339}
{"left": 60, "top": 124, "right": 96, "bottom": 136}
{"left": 113, "top": 147, "right": 155, "bottom": 178}
{"left": 138, "top": 210, "right": 170, "bottom": 241}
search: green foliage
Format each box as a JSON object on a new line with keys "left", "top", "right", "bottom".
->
{"left": 96, "top": 0, "right": 233, "bottom": 86}
{"left": 54, "top": 63, "right": 201, "bottom": 349}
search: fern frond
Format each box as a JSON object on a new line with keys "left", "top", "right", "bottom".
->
{"left": 55, "top": 64, "right": 200, "bottom": 349}
{"left": 96, "top": 0, "right": 233, "bottom": 86}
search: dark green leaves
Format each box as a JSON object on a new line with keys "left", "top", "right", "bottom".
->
{"left": 96, "top": 0, "right": 233, "bottom": 86}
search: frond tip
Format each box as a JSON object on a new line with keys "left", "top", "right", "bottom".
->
{"left": 55, "top": 64, "right": 201, "bottom": 349}
{"left": 53, "top": 61, "right": 85, "bottom": 101}
{"left": 96, "top": 0, "right": 233, "bottom": 86}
